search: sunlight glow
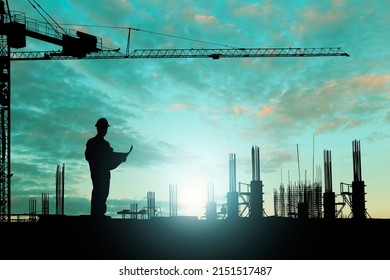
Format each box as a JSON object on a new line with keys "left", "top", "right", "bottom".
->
{"left": 177, "top": 180, "right": 208, "bottom": 218}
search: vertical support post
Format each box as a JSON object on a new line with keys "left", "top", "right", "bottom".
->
{"left": 351, "top": 140, "right": 366, "bottom": 219}
{"left": 55, "top": 165, "right": 59, "bottom": 214}
{"left": 41, "top": 193, "right": 49, "bottom": 215}
{"left": 323, "top": 150, "right": 335, "bottom": 219}
{"left": 55, "top": 164, "right": 65, "bottom": 215}
{"left": 61, "top": 163, "right": 65, "bottom": 215}
{"left": 130, "top": 203, "right": 138, "bottom": 219}
{"left": 169, "top": 183, "right": 177, "bottom": 217}
{"left": 206, "top": 182, "right": 216, "bottom": 220}
{"left": 126, "top": 28, "right": 131, "bottom": 57}
{"left": 296, "top": 144, "right": 308, "bottom": 219}
{"left": 249, "top": 146, "right": 263, "bottom": 219}
{"left": 280, "top": 182, "right": 285, "bottom": 217}
{"left": 29, "top": 197, "right": 36, "bottom": 222}
{"left": 227, "top": 153, "right": 238, "bottom": 219}
{"left": 273, "top": 188, "right": 279, "bottom": 217}
{"left": 147, "top": 191, "right": 155, "bottom": 219}
{"left": 256, "top": 146, "right": 259, "bottom": 181}
{"left": 251, "top": 146, "right": 255, "bottom": 181}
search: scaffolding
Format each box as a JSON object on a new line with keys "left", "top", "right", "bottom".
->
{"left": 238, "top": 182, "right": 250, "bottom": 217}
{"left": 274, "top": 179, "right": 322, "bottom": 218}
{"left": 117, "top": 191, "right": 161, "bottom": 219}
{"left": 28, "top": 197, "right": 37, "bottom": 222}
{"left": 117, "top": 203, "right": 148, "bottom": 219}
{"left": 337, "top": 140, "right": 370, "bottom": 219}
{"left": 41, "top": 193, "right": 49, "bottom": 215}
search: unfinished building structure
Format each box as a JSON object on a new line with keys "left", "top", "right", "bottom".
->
{"left": 274, "top": 139, "right": 369, "bottom": 219}
{"left": 274, "top": 166, "right": 322, "bottom": 218}
{"left": 338, "top": 139, "right": 369, "bottom": 219}
{"left": 223, "top": 146, "right": 265, "bottom": 219}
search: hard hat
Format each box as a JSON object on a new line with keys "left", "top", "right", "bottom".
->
{"left": 95, "top": 118, "right": 110, "bottom": 128}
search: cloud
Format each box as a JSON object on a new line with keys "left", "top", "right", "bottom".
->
{"left": 195, "top": 15, "right": 218, "bottom": 25}
{"left": 257, "top": 106, "right": 274, "bottom": 117}
{"left": 10, "top": 58, "right": 194, "bottom": 204}
{"left": 170, "top": 102, "right": 189, "bottom": 111}
{"left": 170, "top": 102, "right": 207, "bottom": 112}
{"left": 262, "top": 147, "right": 295, "bottom": 173}
{"left": 233, "top": 3, "right": 260, "bottom": 16}
{"left": 243, "top": 70, "right": 390, "bottom": 142}
{"left": 316, "top": 115, "right": 348, "bottom": 134}
{"left": 238, "top": 145, "right": 295, "bottom": 175}
{"left": 232, "top": 105, "right": 251, "bottom": 116}
{"left": 233, "top": 2, "right": 280, "bottom": 18}
{"left": 352, "top": 74, "right": 390, "bottom": 90}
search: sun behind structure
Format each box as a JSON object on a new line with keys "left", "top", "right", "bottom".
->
{"left": 178, "top": 180, "right": 208, "bottom": 218}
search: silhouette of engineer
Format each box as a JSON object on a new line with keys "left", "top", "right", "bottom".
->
{"left": 85, "top": 118, "right": 133, "bottom": 217}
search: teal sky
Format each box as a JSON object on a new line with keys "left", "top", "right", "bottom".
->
{"left": 9, "top": 0, "right": 390, "bottom": 218}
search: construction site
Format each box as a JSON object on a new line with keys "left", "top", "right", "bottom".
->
{"left": 1, "top": 1, "right": 390, "bottom": 260}
{"left": 2, "top": 140, "right": 390, "bottom": 260}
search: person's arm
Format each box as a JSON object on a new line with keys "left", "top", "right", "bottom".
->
{"left": 85, "top": 140, "right": 91, "bottom": 162}
{"left": 123, "top": 145, "right": 133, "bottom": 162}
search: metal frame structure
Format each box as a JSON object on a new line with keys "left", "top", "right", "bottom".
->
{"left": 10, "top": 47, "right": 350, "bottom": 61}
{"left": 0, "top": 0, "right": 11, "bottom": 222}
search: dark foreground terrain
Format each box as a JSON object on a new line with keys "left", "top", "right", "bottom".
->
{"left": 1, "top": 216, "right": 389, "bottom": 260}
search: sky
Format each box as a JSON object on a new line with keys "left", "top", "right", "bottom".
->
{"left": 8, "top": 0, "right": 390, "bottom": 219}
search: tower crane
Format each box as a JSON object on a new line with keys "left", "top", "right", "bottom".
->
{"left": 0, "top": 0, "right": 349, "bottom": 222}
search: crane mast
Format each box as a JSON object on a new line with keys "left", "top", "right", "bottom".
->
{"left": 0, "top": 0, "right": 11, "bottom": 223}
{"left": 0, "top": 1, "right": 349, "bottom": 222}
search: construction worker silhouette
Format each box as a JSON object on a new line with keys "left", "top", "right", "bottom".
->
{"left": 85, "top": 118, "right": 133, "bottom": 217}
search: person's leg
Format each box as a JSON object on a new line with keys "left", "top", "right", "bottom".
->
{"left": 90, "top": 174, "right": 109, "bottom": 216}
{"left": 101, "top": 176, "right": 110, "bottom": 215}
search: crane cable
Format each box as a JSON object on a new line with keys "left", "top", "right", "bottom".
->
{"left": 26, "top": 1, "right": 238, "bottom": 50}
{"left": 28, "top": 0, "right": 67, "bottom": 36}
{"left": 59, "top": 23, "right": 238, "bottom": 49}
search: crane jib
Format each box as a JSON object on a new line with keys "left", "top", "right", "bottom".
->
{"left": 10, "top": 47, "right": 350, "bottom": 61}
